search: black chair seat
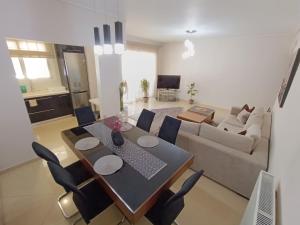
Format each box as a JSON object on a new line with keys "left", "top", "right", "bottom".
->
{"left": 146, "top": 190, "right": 182, "bottom": 225}
{"left": 65, "top": 161, "right": 92, "bottom": 185}
{"left": 73, "top": 180, "right": 113, "bottom": 223}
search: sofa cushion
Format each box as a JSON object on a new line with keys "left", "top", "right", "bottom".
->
{"left": 222, "top": 115, "right": 244, "bottom": 128}
{"left": 199, "top": 123, "right": 254, "bottom": 154}
{"left": 251, "top": 107, "right": 264, "bottom": 116}
{"left": 246, "top": 124, "right": 262, "bottom": 151}
{"left": 244, "top": 112, "right": 264, "bottom": 129}
{"left": 237, "top": 109, "right": 251, "bottom": 124}
{"left": 179, "top": 120, "right": 201, "bottom": 136}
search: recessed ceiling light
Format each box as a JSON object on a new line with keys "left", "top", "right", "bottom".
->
{"left": 186, "top": 30, "right": 197, "bottom": 34}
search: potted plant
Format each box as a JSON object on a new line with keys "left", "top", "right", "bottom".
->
{"left": 187, "top": 82, "right": 198, "bottom": 104}
{"left": 119, "top": 80, "right": 128, "bottom": 111}
{"left": 140, "top": 79, "right": 150, "bottom": 103}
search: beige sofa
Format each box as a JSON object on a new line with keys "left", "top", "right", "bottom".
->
{"left": 175, "top": 107, "right": 271, "bottom": 198}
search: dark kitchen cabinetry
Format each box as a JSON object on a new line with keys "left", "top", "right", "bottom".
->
{"left": 24, "top": 93, "right": 73, "bottom": 123}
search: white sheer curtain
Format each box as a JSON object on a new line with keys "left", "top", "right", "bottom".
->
{"left": 121, "top": 44, "right": 157, "bottom": 103}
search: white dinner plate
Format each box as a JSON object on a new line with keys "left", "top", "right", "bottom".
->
{"left": 93, "top": 155, "right": 123, "bottom": 175}
{"left": 137, "top": 135, "right": 159, "bottom": 148}
{"left": 75, "top": 137, "right": 100, "bottom": 151}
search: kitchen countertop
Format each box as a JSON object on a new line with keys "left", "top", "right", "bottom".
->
{"left": 23, "top": 89, "right": 69, "bottom": 99}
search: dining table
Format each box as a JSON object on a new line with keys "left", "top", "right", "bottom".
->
{"left": 61, "top": 117, "right": 194, "bottom": 224}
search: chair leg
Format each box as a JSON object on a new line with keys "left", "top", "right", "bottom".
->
{"left": 117, "top": 216, "right": 126, "bottom": 225}
{"left": 58, "top": 192, "right": 78, "bottom": 218}
{"left": 72, "top": 217, "right": 82, "bottom": 225}
{"left": 173, "top": 220, "right": 180, "bottom": 225}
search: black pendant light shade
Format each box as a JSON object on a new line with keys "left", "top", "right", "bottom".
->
{"left": 103, "top": 24, "right": 111, "bottom": 44}
{"left": 94, "top": 27, "right": 100, "bottom": 45}
{"left": 115, "top": 21, "right": 123, "bottom": 44}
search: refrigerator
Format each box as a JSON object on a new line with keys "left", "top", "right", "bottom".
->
{"left": 63, "top": 51, "right": 90, "bottom": 109}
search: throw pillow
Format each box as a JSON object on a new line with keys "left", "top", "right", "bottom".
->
{"left": 241, "top": 104, "right": 255, "bottom": 113}
{"left": 237, "top": 109, "right": 251, "bottom": 124}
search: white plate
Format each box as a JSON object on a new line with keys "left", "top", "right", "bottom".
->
{"left": 75, "top": 137, "right": 100, "bottom": 151}
{"left": 137, "top": 135, "right": 159, "bottom": 148}
{"left": 93, "top": 155, "right": 123, "bottom": 175}
{"left": 120, "top": 122, "right": 133, "bottom": 132}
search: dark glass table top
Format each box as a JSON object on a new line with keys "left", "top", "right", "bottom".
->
{"left": 62, "top": 120, "right": 193, "bottom": 222}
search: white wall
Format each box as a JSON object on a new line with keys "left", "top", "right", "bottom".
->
{"left": 268, "top": 33, "right": 300, "bottom": 225}
{"left": 158, "top": 35, "right": 293, "bottom": 109}
{"left": 0, "top": 0, "right": 121, "bottom": 171}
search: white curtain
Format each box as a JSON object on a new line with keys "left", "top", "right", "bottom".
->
{"left": 121, "top": 47, "right": 157, "bottom": 103}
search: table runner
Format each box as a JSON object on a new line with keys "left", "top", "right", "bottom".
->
{"left": 84, "top": 123, "right": 167, "bottom": 180}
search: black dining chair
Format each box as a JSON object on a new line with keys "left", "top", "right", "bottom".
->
{"left": 74, "top": 106, "right": 96, "bottom": 126}
{"left": 136, "top": 109, "right": 156, "bottom": 132}
{"left": 158, "top": 116, "right": 182, "bottom": 144}
{"left": 32, "top": 142, "right": 93, "bottom": 218}
{"left": 47, "top": 161, "right": 113, "bottom": 224}
{"left": 146, "top": 170, "right": 204, "bottom": 225}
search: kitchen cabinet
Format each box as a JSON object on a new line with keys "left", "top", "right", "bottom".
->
{"left": 24, "top": 93, "right": 73, "bottom": 123}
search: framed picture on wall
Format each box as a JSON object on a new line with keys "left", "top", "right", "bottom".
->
{"left": 278, "top": 48, "right": 300, "bottom": 108}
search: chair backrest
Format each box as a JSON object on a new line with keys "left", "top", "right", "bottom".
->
{"left": 47, "top": 161, "right": 92, "bottom": 223}
{"left": 158, "top": 116, "right": 182, "bottom": 144}
{"left": 136, "top": 109, "right": 155, "bottom": 132}
{"left": 74, "top": 106, "right": 96, "bottom": 126}
{"left": 161, "top": 170, "right": 204, "bottom": 225}
{"left": 32, "top": 142, "right": 60, "bottom": 165}
{"left": 47, "top": 161, "right": 84, "bottom": 197}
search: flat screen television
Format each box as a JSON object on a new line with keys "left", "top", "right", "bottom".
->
{"left": 157, "top": 75, "right": 181, "bottom": 89}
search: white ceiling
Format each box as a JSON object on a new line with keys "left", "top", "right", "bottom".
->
{"left": 121, "top": 0, "right": 300, "bottom": 42}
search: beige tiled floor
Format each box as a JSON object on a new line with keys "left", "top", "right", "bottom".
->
{"left": 0, "top": 99, "right": 248, "bottom": 225}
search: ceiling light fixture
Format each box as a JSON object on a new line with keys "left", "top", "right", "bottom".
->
{"left": 182, "top": 39, "right": 195, "bottom": 59}
{"left": 103, "top": 24, "right": 113, "bottom": 55}
{"left": 186, "top": 29, "right": 197, "bottom": 34}
{"left": 93, "top": 27, "right": 103, "bottom": 55}
{"left": 114, "top": 21, "right": 124, "bottom": 54}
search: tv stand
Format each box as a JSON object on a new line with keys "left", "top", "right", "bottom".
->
{"left": 157, "top": 89, "right": 179, "bottom": 102}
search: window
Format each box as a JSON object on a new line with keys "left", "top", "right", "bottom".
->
{"left": 7, "top": 39, "right": 52, "bottom": 80}
{"left": 122, "top": 49, "right": 157, "bottom": 103}
{"left": 11, "top": 57, "right": 24, "bottom": 79}
{"left": 10, "top": 57, "right": 50, "bottom": 80}
{"left": 23, "top": 58, "right": 50, "bottom": 79}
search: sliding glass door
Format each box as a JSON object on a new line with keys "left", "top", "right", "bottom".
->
{"left": 121, "top": 49, "right": 157, "bottom": 103}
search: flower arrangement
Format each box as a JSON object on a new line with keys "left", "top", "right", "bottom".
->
{"left": 112, "top": 119, "right": 122, "bottom": 132}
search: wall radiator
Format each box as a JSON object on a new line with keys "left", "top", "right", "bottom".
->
{"left": 240, "top": 171, "right": 275, "bottom": 225}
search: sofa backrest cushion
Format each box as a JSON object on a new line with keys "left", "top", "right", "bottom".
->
{"left": 199, "top": 123, "right": 254, "bottom": 154}
{"left": 179, "top": 120, "right": 201, "bottom": 136}
{"left": 244, "top": 113, "right": 264, "bottom": 129}
{"left": 237, "top": 109, "right": 251, "bottom": 124}
{"left": 246, "top": 124, "right": 262, "bottom": 151}
{"left": 261, "top": 112, "right": 272, "bottom": 139}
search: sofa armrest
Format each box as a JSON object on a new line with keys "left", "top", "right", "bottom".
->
{"left": 230, "top": 106, "right": 242, "bottom": 116}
